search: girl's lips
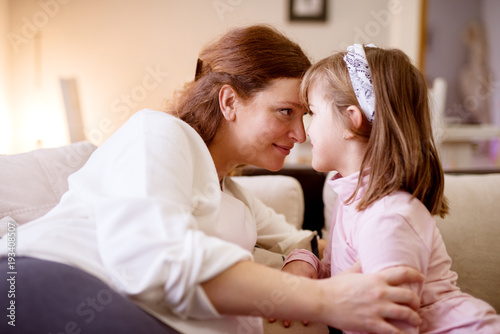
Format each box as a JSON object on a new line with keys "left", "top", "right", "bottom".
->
{"left": 273, "top": 144, "right": 293, "bottom": 156}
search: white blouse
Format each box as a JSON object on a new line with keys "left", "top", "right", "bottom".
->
{"left": 8, "top": 109, "right": 312, "bottom": 334}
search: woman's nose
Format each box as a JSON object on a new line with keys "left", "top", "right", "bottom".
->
{"left": 290, "top": 118, "right": 306, "bottom": 143}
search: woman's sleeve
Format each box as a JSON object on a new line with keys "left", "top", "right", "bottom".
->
{"left": 230, "top": 181, "right": 315, "bottom": 255}
{"left": 76, "top": 111, "right": 251, "bottom": 320}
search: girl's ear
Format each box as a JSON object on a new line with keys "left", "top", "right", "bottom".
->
{"left": 219, "top": 84, "right": 237, "bottom": 121}
{"left": 343, "top": 105, "right": 364, "bottom": 140}
{"left": 346, "top": 105, "right": 364, "bottom": 130}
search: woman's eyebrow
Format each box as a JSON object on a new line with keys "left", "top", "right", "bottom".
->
{"left": 275, "top": 101, "right": 304, "bottom": 109}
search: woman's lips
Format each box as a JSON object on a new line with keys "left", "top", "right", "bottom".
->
{"left": 273, "top": 144, "right": 293, "bottom": 156}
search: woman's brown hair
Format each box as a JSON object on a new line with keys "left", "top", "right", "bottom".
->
{"left": 167, "top": 25, "right": 311, "bottom": 145}
{"left": 301, "top": 46, "right": 449, "bottom": 218}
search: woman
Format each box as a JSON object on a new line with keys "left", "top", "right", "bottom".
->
{"left": 0, "top": 25, "right": 422, "bottom": 334}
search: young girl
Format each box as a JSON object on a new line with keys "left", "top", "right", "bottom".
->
{"left": 282, "top": 44, "right": 500, "bottom": 333}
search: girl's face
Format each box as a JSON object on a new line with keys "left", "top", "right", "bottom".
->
{"left": 306, "top": 83, "right": 348, "bottom": 173}
{"left": 232, "top": 78, "right": 307, "bottom": 171}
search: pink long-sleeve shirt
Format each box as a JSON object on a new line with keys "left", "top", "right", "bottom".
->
{"left": 285, "top": 171, "right": 500, "bottom": 333}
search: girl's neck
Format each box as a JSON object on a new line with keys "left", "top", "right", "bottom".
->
{"left": 336, "top": 140, "right": 367, "bottom": 178}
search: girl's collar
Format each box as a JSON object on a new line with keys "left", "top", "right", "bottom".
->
{"left": 327, "top": 169, "right": 370, "bottom": 203}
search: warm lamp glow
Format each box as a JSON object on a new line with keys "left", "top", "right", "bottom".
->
{"left": 16, "top": 91, "right": 70, "bottom": 153}
{"left": 0, "top": 109, "right": 14, "bottom": 154}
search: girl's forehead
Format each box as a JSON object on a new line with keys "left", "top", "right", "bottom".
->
{"left": 309, "top": 77, "right": 328, "bottom": 91}
{"left": 308, "top": 81, "right": 329, "bottom": 100}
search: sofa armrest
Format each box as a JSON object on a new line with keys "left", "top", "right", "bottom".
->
{"left": 0, "top": 141, "right": 97, "bottom": 226}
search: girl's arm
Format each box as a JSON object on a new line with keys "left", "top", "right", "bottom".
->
{"left": 354, "top": 199, "right": 434, "bottom": 333}
{"left": 281, "top": 233, "right": 333, "bottom": 279}
{"left": 202, "top": 260, "right": 423, "bottom": 334}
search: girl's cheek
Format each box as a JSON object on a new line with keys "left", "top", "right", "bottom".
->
{"left": 308, "top": 122, "right": 316, "bottom": 135}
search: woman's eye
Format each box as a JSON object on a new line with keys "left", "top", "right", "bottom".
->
{"left": 279, "top": 108, "right": 292, "bottom": 116}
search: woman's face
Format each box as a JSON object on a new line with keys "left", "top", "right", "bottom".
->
{"left": 231, "top": 78, "right": 307, "bottom": 171}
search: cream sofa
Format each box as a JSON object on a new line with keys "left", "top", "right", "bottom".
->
{"left": 1, "top": 141, "right": 499, "bottom": 332}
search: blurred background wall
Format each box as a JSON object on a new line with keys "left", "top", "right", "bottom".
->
{"left": 3, "top": 0, "right": 499, "bottom": 161}
{"left": 0, "top": 0, "right": 422, "bottom": 153}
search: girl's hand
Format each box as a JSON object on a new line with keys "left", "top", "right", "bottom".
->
{"left": 317, "top": 238, "right": 328, "bottom": 259}
{"left": 267, "top": 318, "right": 309, "bottom": 329}
{"left": 281, "top": 260, "right": 318, "bottom": 279}
{"left": 268, "top": 260, "right": 318, "bottom": 327}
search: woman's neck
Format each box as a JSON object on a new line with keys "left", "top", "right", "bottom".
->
{"left": 208, "top": 132, "right": 239, "bottom": 181}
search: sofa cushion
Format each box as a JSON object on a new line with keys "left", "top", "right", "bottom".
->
{"left": 232, "top": 175, "right": 305, "bottom": 229}
{"left": 0, "top": 141, "right": 97, "bottom": 225}
{"left": 436, "top": 173, "right": 500, "bottom": 312}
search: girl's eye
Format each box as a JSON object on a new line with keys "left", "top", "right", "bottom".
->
{"left": 279, "top": 108, "right": 292, "bottom": 116}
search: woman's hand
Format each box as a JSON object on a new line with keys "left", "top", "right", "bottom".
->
{"left": 317, "top": 264, "right": 423, "bottom": 333}
{"left": 272, "top": 261, "right": 422, "bottom": 332}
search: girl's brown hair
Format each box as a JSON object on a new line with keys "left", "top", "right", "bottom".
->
{"left": 301, "top": 46, "right": 449, "bottom": 218}
{"left": 167, "top": 25, "right": 311, "bottom": 145}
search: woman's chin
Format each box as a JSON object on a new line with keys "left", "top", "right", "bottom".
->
{"left": 256, "top": 158, "right": 285, "bottom": 172}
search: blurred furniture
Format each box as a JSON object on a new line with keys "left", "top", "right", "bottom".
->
{"left": 429, "top": 77, "right": 500, "bottom": 170}
{"left": 60, "top": 78, "right": 86, "bottom": 143}
{"left": 440, "top": 124, "right": 500, "bottom": 169}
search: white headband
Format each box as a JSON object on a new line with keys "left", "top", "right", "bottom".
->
{"left": 343, "top": 44, "right": 376, "bottom": 123}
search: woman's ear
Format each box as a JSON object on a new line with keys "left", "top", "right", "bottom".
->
{"left": 219, "top": 84, "right": 237, "bottom": 121}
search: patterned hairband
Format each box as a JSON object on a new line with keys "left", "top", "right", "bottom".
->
{"left": 343, "top": 44, "right": 376, "bottom": 123}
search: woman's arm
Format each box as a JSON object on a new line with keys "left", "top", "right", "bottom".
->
{"left": 83, "top": 111, "right": 253, "bottom": 319}
{"left": 202, "top": 260, "right": 423, "bottom": 334}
